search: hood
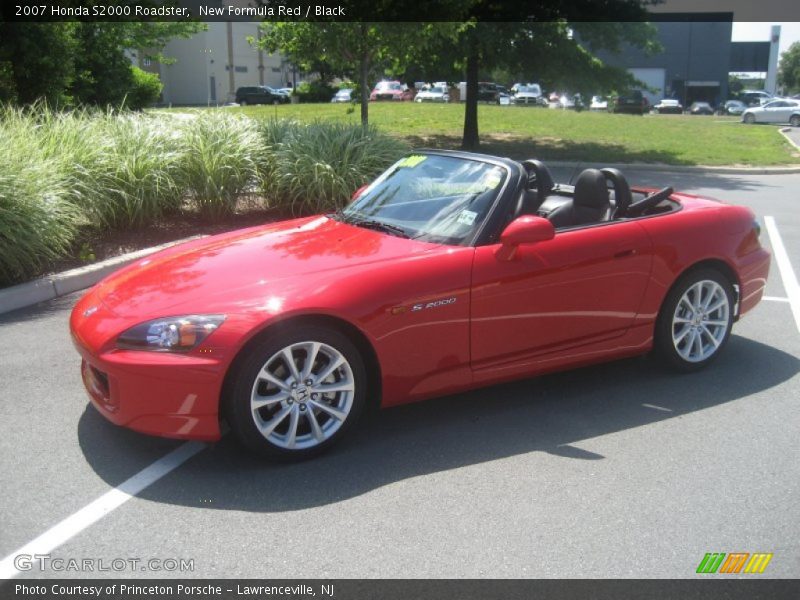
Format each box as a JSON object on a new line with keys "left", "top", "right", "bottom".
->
{"left": 94, "top": 216, "right": 439, "bottom": 318}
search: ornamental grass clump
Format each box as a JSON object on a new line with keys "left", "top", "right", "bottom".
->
{"left": 177, "top": 112, "right": 263, "bottom": 218}
{"left": 261, "top": 120, "right": 408, "bottom": 214}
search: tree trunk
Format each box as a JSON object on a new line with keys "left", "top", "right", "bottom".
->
{"left": 359, "top": 24, "right": 369, "bottom": 128}
{"left": 461, "top": 29, "right": 480, "bottom": 150}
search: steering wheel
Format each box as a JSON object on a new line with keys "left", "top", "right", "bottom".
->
{"left": 626, "top": 187, "right": 674, "bottom": 217}
{"left": 600, "top": 168, "right": 632, "bottom": 218}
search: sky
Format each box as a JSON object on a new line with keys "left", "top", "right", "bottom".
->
{"left": 732, "top": 22, "right": 800, "bottom": 57}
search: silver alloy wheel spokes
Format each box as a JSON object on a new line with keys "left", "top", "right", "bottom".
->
{"left": 671, "top": 280, "right": 730, "bottom": 363}
{"left": 250, "top": 341, "right": 355, "bottom": 450}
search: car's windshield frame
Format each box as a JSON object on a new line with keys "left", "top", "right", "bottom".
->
{"left": 335, "top": 151, "right": 522, "bottom": 248}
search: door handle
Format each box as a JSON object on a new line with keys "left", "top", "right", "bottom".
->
{"left": 614, "top": 249, "right": 637, "bottom": 258}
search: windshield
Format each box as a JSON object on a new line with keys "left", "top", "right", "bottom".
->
{"left": 338, "top": 154, "right": 507, "bottom": 246}
{"left": 518, "top": 86, "right": 540, "bottom": 94}
{"left": 429, "top": 87, "right": 445, "bottom": 94}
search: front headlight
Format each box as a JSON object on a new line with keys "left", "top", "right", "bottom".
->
{"left": 116, "top": 315, "right": 225, "bottom": 352}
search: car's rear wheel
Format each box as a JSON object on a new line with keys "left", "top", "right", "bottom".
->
{"left": 224, "top": 326, "right": 367, "bottom": 459}
{"left": 790, "top": 115, "right": 800, "bottom": 127}
{"left": 240, "top": 99, "right": 248, "bottom": 106}
{"left": 744, "top": 113, "right": 755, "bottom": 124}
{"left": 654, "top": 269, "right": 734, "bottom": 372}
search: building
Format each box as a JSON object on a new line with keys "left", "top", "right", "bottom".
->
{"left": 596, "top": 16, "right": 781, "bottom": 106}
{"left": 131, "top": 21, "right": 291, "bottom": 106}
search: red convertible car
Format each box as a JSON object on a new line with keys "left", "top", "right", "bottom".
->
{"left": 71, "top": 151, "right": 770, "bottom": 459}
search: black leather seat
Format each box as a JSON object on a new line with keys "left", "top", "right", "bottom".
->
{"left": 547, "top": 168, "right": 610, "bottom": 228}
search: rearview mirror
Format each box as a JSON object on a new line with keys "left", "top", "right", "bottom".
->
{"left": 497, "top": 216, "right": 554, "bottom": 260}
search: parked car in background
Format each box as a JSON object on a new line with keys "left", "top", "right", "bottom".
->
{"left": 370, "top": 81, "right": 414, "bottom": 101}
{"left": 609, "top": 90, "right": 648, "bottom": 115}
{"left": 550, "top": 93, "right": 576, "bottom": 109}
{"left": 589, "top": 95, "right": 608, "bottom": 111}
{"left": 723, "top": 100, "right": 747, "bottom": 115}
{"left": 654, "top": 98, "right": 683, "bottom": 114}
{"left": 513, "top": 84, "right": 543, "bottom": 105}
{"left": 742, "top": 99, "right": 800, "bottom": 126}
{"left": 477, "top": 82, "right": 500, "bottom": 103}
{"left": 415, "top": 85, "right": 450, "bottom": 103}
{"left": 689, "top": 102, "right": 715, "bottom": 115}
{"left": 739, "top": 90, "right": 773, "bottom": 107}
{"left": 331, "top": 88, "right": 354, "bottom": 103}
{"left": 235, "top": 86, "right": 291, "bottom": 106}
{"left": 266, "top": 86, "right": 291, "bottom": 99}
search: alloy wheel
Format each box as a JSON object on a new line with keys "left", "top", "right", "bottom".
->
{"left": 250, "top": 341, "right": 355, "bottom": 450}
{"left": 671, "top": 280, "right": 731, "bottom": 363}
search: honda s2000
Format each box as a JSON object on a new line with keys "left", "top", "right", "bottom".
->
{"left": 71, "top": 151, "right": 770, "bottom": 459}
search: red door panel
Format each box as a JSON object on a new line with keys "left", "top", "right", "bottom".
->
{"left": 470, "top": 220, "right": 653, "bottom": 369}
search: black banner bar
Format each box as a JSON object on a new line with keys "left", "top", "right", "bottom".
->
{"left": 2, "top": 580, "right": 799, "bottom": 600}
{"left": 3, "top": 0, "right": 800, "bottom": 23}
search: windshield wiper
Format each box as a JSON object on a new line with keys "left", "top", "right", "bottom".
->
{"left": 349, "top": 218, "right": 410, "bottom": 238}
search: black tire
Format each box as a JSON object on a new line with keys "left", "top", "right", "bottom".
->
{"left": 653, "top": 268, "right": 735, "bottom": 373}
{"left": 239, "top": 99, "right": 248, "bottom": 106}
{"left": 790, "top": 115, "right": 800, "bottom": 127}
{"left": 223, "top": 325, "right": 368, "bottom": 460}
{"left": 744, "top": 113, "right": 755, "bottom": 124}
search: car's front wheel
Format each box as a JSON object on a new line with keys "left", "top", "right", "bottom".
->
{"left": 654, "top": 269, "right": 735, "bottom": 372}
{"left": 744, "top": 113, "right": 755, "bottom": 124}
{"left": 224, "top": 326, "right": 367, "bottom": 459}
{"left": 790, "top": 115, "right": 800, "bottom": 127}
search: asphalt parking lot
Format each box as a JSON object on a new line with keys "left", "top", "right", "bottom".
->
{"left": 1, "top": 169, "right": 798, "bottom": 579}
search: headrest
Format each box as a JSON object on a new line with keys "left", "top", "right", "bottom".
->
{"left": 574, "top": 169, "right": 610, "bottom": 209}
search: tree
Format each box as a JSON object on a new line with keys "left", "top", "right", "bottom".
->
{"left": 778, "top": 42, "right": 800, "bottom": 95}
{"left": 0, "top": 23, "right": 80, "bottom": 106}
{"left": 455, "top": 11, "right": 660, "bottom": 149}
{"left": 0, "top": 19, "right": 203, "bottom": 108}
{"left": 259, "top": 21, "right": 438, "bottom": 126}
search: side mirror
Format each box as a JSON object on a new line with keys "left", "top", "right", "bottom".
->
{"left": 497, "top": 215, "right": 554, "bottom": 260}
{"left": 351, "top": 184, "right": 368, "bottom": 201}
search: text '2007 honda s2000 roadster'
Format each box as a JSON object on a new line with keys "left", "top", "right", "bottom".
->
{"left": 70, "top": 150, "right": 771, "bottom": 459}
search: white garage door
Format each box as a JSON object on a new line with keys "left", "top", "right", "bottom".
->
{"left": 627, "top": 68, "right": 665, "bottom": 104}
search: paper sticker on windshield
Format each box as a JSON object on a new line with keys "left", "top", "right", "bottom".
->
{"left": 397, "top": 155, "right": 427, "bottom": 168}
{"left": 458, "top": 210, "right": 478, "bottom": 226}
{"left": 483, "top": 169, "right": 503, "bottom": 189}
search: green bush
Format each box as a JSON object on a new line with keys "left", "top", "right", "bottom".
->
{"left": 293, "top": 80, "right": 337, "bottom": 103}
{"left": 178, "top": 112, "right": 262, "bottom": 218}
{"left": 0, "top": 107, "right": 84, "bottom": 285}
{"left": 125, "top": 66, "right": 163, "bottom": 110}
{"left": 259, "top": 119, "right": 408, "bottom": 214}
{"left": 0, "top": 106, "right": 405, "bottom": 285}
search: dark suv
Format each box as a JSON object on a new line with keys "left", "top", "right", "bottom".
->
{"left": 235, "top": 86, "right": 290, "bottom": 106}
{"left": 609, "top": 90, "right": 648, "bottom": 115}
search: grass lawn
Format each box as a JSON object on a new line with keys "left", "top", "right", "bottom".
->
{"left": 221, "top": 102, "right": 799, "bottom": 166}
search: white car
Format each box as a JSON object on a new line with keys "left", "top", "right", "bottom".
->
{"left": 331, "top": 88, "right": 354, "bottom": 103}
{"left": 654, "top": 98, "right": 683, "bottom": 114}
{"left": 513, "top": 84, "right": 542, "bottom": 105}
{"left": 414, "top": 86, "right": 450, "bottom": 103}
{"left": 590, "top": 95, "right": 608, "bottom": 111}
{"left": 742, "top": 99, "right": 800, "bottom": 126}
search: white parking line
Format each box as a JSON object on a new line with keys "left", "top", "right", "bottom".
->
{"left": 764, "top": 216, "right": 800, "bottom": 334}
{"left": 763, "top": 296, "right": 790, "bottom": 303}
{"left": 0, "top": 441, "right": 206, "bottom": 579}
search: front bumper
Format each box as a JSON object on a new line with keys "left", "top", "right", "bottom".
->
{"left": 70, "top": 291, "right": 227, "bottom": 441}
{"left": 74, "top": 338, "right": 224, "bottom": 441}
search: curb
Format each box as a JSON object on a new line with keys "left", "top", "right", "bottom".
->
{"left": 0, "top": 236, "right": 205, "bottom": 316}
{"left": 545, "top": 161, "right": 800, "bottom": 175}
